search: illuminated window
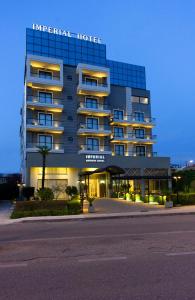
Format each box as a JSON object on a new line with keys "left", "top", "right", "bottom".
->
{"left": 140, "top": 97, "right": 149, "bottom": 104}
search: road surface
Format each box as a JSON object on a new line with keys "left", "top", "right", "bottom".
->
{"left": 1, "top": 215, "right": 195, "bottom": 299}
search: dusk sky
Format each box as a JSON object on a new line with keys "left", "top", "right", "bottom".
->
{"left": 1, "top": 0, "right": 195, "bottom": 172}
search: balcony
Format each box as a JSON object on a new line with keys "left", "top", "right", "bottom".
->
{"left": 26, "top": 143, "right": 64, "bottom": 153}
{"left": 26, "top": 96, "right": 64, "bottom": 112}
{"left": 77, "top": 102, "right": 111, "bottom": 116}
{"left": 77, "top": 123, "right": 111, "bottom": 136}
{"left": 76, "top": 63, "right": 110, "bottom": 96}
{"left": 78, "top": 144, "right": 112, "bottom": 155}
{"left": 110, "top": 115, "right": 156, "bottom": 128}
{"left": 26, "top": 119, "right": 64, "bottom": 134}
{"left": 26, "top": 55, "right": 63, "bottom": 91}
{"left": 111, "top": 133, "right": 157, "bottom": 144}
{"left": 112, "top": 151, "right": 157, "bottom": 158}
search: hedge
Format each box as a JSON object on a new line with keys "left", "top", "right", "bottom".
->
{"left": 11, "top": 200, "right": 82, "bottom": 219}
{"left": 170, "top": 193, "right": 195, "bottom": 206}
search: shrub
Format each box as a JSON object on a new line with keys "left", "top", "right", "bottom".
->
{"left": 170, "top": 193, "right": 195, "bottom": 206}
{"left": 11, "top": 200, "right": 82, "bottom": 218}
{"left": 65, "top": 186, "right": 78, "bottom": 200}
{"left": 37, "top": 188, "right": 54, "bottom": 201}
{"left": 22, "top": 186, "right": 35, "bottom": 200}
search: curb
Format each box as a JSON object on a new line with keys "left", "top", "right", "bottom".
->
{"left": 4, "top": 209, "right": 195, "bottom": 225}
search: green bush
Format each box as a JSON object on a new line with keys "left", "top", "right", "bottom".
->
{"left": 11, "top": 200, "right": 81, "bottom": 219}
{"left": 37, "top": 188, "right": 54, "bottom": 201}
{"left": 65, "top": 186, "right": 78, "bottom": 200}
{"left": 22, "top": 186, "right": 35, "bottom": 200}
{"left": 170, "top": 193, "right": 195, "bottom": 206}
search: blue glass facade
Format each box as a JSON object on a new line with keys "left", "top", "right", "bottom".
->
{"left": 26, "top": 28, "right": 146, "bottom": 89}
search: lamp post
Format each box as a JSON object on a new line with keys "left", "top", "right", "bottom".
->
{"left": 173, "top": 176, "right": 181, "bottom": 203}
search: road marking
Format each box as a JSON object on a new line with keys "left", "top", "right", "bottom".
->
{"left": 2, "top": 230, "right": 195, "bottom": 244}
{"left": 78, "top": 256, "right": 127, "bottom": 263}
{"left": 166, "top": 251, "right": 195, "bottom": 257}
{"left": 0, "top": 262, "right": 28, "bottom": 268}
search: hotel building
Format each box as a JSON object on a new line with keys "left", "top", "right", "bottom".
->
{"left": 20, "top": 25, "right": 171, "bottom": 199}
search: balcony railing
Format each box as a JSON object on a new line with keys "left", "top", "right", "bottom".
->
{"left": 79, "top": 144, "right": 111, "bottom": 152}
{"left": 112, "top": 133, "right": 157, "bottom": 141}
{"left": 27, "top": 96, "right": 63, "bottom": 106}
{"left": 78, "top": 123, "right": 111, "bottom": 131}
{"left": 26, "top": 142, "right": 64, "bottom": 152}
{"left": 82, "top": 80, "right": 108, "bottom": 88}
{"left": 111, "top": 115, "right": 156, "bottom": 124}
{"left": 30, "top": 72, "right": 60, "bottom": 81}
{"left": 113, "top": 151, "right": 157, "bottom": 157}
{"left": 78, "top": 102, "right": 110, "bottom": 111}
{"left": 27, "top": 119, "right": 64, "bottom": 128}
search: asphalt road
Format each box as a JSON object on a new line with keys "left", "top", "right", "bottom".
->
{"left": 1, "top": 216, "right": 195, "bottom": 299}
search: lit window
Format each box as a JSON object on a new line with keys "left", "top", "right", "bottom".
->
{"left": 140, "top": 97, "right": 149, "bottom": 104}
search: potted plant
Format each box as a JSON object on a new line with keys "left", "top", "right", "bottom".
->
{"left": 87, "top": 197, "right": 95, "bottom": 213}
{"left": 164, "top": 191, "right": 173, "bottom": 208}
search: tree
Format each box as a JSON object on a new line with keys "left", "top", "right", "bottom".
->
{"left": 37, "top": 145, "right": 50, "bottom": 189}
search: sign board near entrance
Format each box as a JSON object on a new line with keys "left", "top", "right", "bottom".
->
{"left": 85, "top": 155, "right": 105, "bottom": 163}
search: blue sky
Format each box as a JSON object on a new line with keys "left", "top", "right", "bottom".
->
{"left": 1, "top": 0, "right": 195, "bottom": 172}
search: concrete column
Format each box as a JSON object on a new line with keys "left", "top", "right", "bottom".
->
{"left": 168, "top": 168, "right": 172, "bottom": 192}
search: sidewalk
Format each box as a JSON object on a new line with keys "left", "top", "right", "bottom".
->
{"left": 0, "top": 201, "right": 13, "bottom": 225}
{"left": 2, "top": 205, "right": 195, "bottom": 225}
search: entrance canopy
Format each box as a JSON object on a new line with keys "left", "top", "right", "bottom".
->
{"left": 79, "top": 165, "right": 125, "bottom": 177}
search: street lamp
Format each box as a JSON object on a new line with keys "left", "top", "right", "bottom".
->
{"left": 173, "top": 176, "right": 181, "bottom": 203}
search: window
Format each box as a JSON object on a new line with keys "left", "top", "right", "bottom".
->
{"left": 68, "top": 137, "right": 73, "bottom": 142}
{"left": 132, "top": 96, "right": 149, "bottom": 104}
{"left": 39, "top": 70, "right": 52, "bottom": 79}
{"left": 134, "top": 129, "right": 145, "bottom": 139}
{"left": 39, "top": 92, "right": 52, "bottom": 104}
{"left": 67, "top": 116, "right": 73, "bottom": 121}
{"left": 86, "top": 118, "right": 98, "bottom": 130}
{"left": 85, "top": 77, "right": 98, "bottom": 86}
{"left": 136, "top": 146, "right": 146, "bottom": 157}
{"left": 131, "top": 96, "right": 139, "bottom": 103}
{"left": 134, "top": 112, "right": 144, "bottom": 122}
{"left": 38, "top": 135, "right": 52, "bottom": 149}
{"left": 67, "top": 75, "right": 72, "bottom": 80}
{"left": 38, "top": 113, "right": 52, "bottom": 126}
{"left": 67, "top": 96, "right": 73, "bottom": 100}
{"left": 114, "top": 110, "right": 124, "bottom": 120}
{"left": 115, "top": 145, "right": 125, "bottom": 156}
{"left": 86, "top": 97, "right": 98, "bottom": 109}
{"left": 114, "top": 127, "right": 124, "bottom": 137}
{"left": 87, "top": 138, "right": 99, "bottom": 151}
{"left": 140, "top": 97, "right": 149, "bottom": 104}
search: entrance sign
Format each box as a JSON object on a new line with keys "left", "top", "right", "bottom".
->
{"left": 32, "top": 24, "right": 101, "bottom": 44}
{"left": 85, "top": 155, "right": 105, "bottom": 163}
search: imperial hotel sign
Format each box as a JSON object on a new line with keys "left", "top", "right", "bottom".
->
{"left": 32, "top": 24, "right": 101, "bottom": 44}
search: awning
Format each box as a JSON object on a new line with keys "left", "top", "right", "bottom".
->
{"left": 79, "top": 165, "right": 125, "bottom": 177}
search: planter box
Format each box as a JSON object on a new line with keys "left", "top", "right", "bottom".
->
{"left": 165, "top": 201, "right": 173, "bottom": 208}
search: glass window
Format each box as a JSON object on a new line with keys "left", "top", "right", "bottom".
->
{"left": 86, "top": 118, "right": 98, "bottom": 129}
{"left": 38, "top": 113, "right": 52, "bottom": 126}
{"left": 134, "top": 129, "right": 145, "bottom": 139}
{"left": 85, "top": 77, "right": 98, "bottom": 86}
{"left": 39, "top": 92, "right": 52, "bottom": 104}
{"left": 131, "top": 96, "right": 139, "bottom": 103}
{"left": 114, "top": 110, "right": 124, "bottom": 120}
{"left": 114, "top": 127, "right": 124, "bottom": 137}
{"left": 140, "top": 97, "right": 149, "bottom": 104}
{"left": 134, "top": 112, "right": 144, "bottom": 121}
{"left": 87, "top": 138, "right": 99, "bottom": 151}
{"left": 86, "top": 97, "right": 98, "bottom": 109}
{"left": 115, "top": 145, "right": 125, "bottom": 156}
{"left": 39, "top": 70, "right": 52, "bottom": 79}
{"left": 136, "top": 146, "right": 145, "bottom": 157}
{"left": 38, "top": 135, "right": 52, "bottom": 149}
